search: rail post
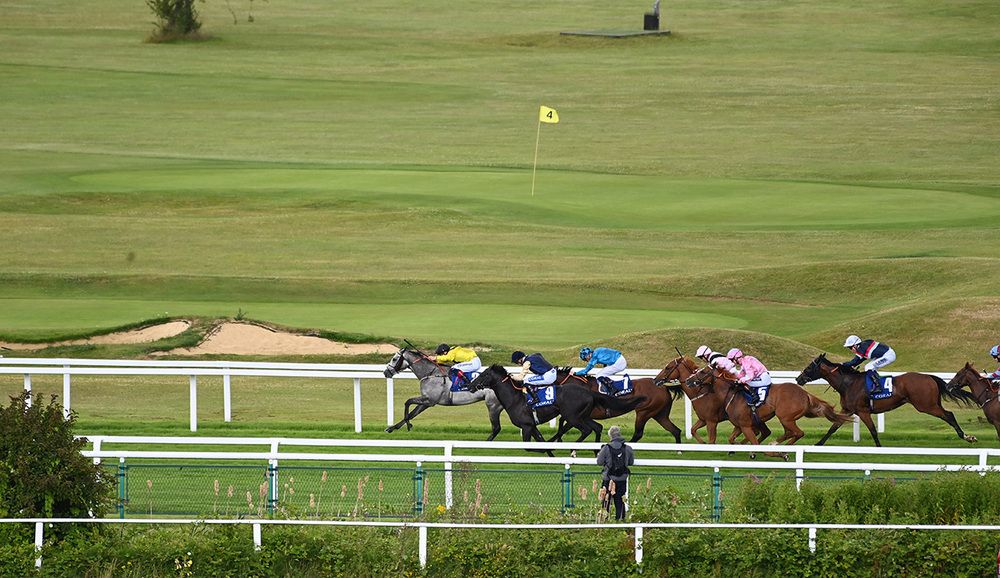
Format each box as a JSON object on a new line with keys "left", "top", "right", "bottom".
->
{"left": 268, "top": 459, "right": 278, "bottom": 516}
{"left": 353, "top": 377, "right": 362, "bottom": 433}
{"left": 444, "top": 444, "right": 453, "bottom": 510}
{"left": 634, "top": 525, "right": 644, "bottom": 566}
{"left": 413, "top": 462, "right": 424, "bottom": 516}
{"left": 853, "top": 415, "right": 860, "bottom": 442}
{"left": 808, "top": 526, "right": 817, "bottom": 553}
{"left": 795, "top": 448, "right": 805, "bottom": 491}
{"left": 117, "top": 457, "right": 127, "bottom": 519}
{"left": 223, "top": 370, "right": 232, "bottom": 422}
{"left": 23, "top": 374, "right": 31, "bottom": 407}
{"left": 386, "top": 377, "right": 395, "bottom": 426}
{"left": 562, "top": 464, "right": 573, "bottom": 513}
{"left": 253, "top": 523, "right": 262, "bottom": 551}
{"left": 684, "top": 397, "right": 693, "bottom": 439}
{"left": 34, "top": 521, "right": 43, "bottom": 569}
{"left": 711, "top": 467, "right": 722, "bottom": 522}
{"left": 62, "top": 365, "right": 71, "bottom": 419}
{"left": 189, "top": 375, "right": 198, "bottom": 432}
{"left": 418, "top": 525, "right": 428, "bottom": 568}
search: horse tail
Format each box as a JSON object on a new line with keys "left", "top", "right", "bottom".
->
{"left": 806, "top": 393, "right": 852, "bottom": 424}
{"left": 662, "top": 384, "right": 685, "bottom": 401}
{"left": 933, "top": 375, "right": 977, "bottom": 407}
{"left": 591, "top": 392, "right": 646, "bottom": 413}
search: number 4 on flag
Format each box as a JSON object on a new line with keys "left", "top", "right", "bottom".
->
{"left": 539, "top": 106, "right": 559, "bottom": 124}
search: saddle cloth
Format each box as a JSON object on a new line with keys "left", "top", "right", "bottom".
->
{"left": 869, "top": 377, "right": 894, "bottom": 400}
{"left": 526, "top": 385, "right": 557, "bottom": 408}
{"left": 598, "top": 375, "right": 633, "bottom": 397}
{"left": 449, "top": 370, "right": 481, "bottom": 392}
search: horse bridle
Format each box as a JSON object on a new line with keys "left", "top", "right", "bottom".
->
{"left": 957, "top": 370, "right": 997, "bottom": 408}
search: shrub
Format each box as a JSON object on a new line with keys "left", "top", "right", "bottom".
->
{"left": 146, "top": 0, "right": 203, "bottom": 42}
{"left": 0, "top": 392, "right": 115, "bottom": 518}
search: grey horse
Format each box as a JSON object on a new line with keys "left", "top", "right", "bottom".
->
{"left": 383, "top": 347, "right": 504, "bottom": 440}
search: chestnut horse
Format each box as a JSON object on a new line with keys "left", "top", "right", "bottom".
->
{"left": 948, "top": 363, "right": 1000, "bottom": 441}
{"left": 686, "top": 365, "right": 851, "bottom": 446}
{"left": 549, "top": 367, "right": 684, "bottom": 443}
{"left": 653, "top": 355, "right": 762, "bottom": 444}
{"left": 796, "top": 354, "right": 978, "bottom": 446}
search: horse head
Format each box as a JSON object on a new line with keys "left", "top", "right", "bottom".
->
{"left": 948, "top": 362, "right": 982, "bottom": 391}
{"left": 383, "top": 348, "right": 408, "bottom": 378}
{"left": 655, "top": 355, "right": 696, "bottom": 386}
{"left": 795, "top": 353, "right": 832, "bottom": 385}
{"left": 468, "top": 364, "right": 509, "bottom": 393}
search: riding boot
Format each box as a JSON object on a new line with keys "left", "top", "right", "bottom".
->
{"left": 867, "top": 370, "right": 881, "bottom": 395}
{"left": 597, "top": 376, "right": 613, "bottom": 395}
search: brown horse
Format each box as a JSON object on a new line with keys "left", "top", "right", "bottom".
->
{"left": 796, "top": 354, "right": 978, "bottom": 446}
{"left": 687, "top": 365, "right": 852, "bottom": 446}
{"left": 548, "top": 367, "right": 684, "bottom": 443}
{"left": 653, "top": 355, "right": 759, "bottom": 444}
{"left": 948, "top": 363, "right": 1000, "bottom": 441}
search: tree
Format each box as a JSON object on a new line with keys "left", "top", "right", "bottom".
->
{"left": 0, "top": 392, "right": 115, "bottom": 518}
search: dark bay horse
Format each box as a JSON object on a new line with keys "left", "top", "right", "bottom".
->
{"left": 467, "top": 364, "right": 645, "bottom": 446}
{"left": 948, "top": 363, "right": 1000, "bottom": 441}
{"left": 550, "top": 367, "right": 684, "bottom": 443}
{"left": 383, "top": 347, "right": 504, "bottom": 440}
{"left": 796, "top": 354, "right": 978, "bottom": 446}
{"left": 687, "top": 365, "right": 851, "bottom": 446}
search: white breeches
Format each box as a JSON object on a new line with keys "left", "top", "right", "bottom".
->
{"left": 864, "top": 349, "right": 896, "bottom": 372}
{"left": 453, "top": 358, "right": 482, "bottom": 374}
{"left": 593, "top": 356, "right": 627, "bottom": 378}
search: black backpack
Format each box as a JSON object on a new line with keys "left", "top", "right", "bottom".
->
{"left": 606, "top": 444, "right": 630, "bottom": 477}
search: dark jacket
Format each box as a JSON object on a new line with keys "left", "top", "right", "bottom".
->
{"left": 524, "top": 353, "right": 554, "bottom": 375}
{"left": 596, "top": 435, "right": 635, "bottom": 483}
{"left": 844, "top": 340, "right": 891, "bottom": 367}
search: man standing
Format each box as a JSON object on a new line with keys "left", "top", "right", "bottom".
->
{"left": 597, "top": 425, "right": 634, "bottom": 521}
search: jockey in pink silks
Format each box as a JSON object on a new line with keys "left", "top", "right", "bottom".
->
{"left": 726, "top": 348, "right": 772, "bottom": 410}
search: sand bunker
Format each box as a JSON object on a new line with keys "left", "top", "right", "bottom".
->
{"left": 0, "top": 321, "right": 191, "bottom": 351}
{"left": 156, "top": 322, "right": 396, "bottom": 356}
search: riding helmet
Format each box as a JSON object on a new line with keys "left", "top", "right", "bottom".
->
{"left": 695, "top": 345, "right": 711, "bottom": 359}
{"left": 511, "top": 351, "right": 526, "bottom": 363}
{"left": 843, "top": 335, "right": 862, "bottom": 348}
{"left": 435, "top": 343, "right": 450, "bottom": 355}
{"left": 991, "top": 345, "right": 1000, "bottom": 358}
{"left": 726, "top": 348, "right": 744, "bottom": 361}
{"left": 579, "top": 347, "right": 593, "bottom": 361}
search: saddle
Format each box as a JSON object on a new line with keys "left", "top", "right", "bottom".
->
{"left": 866, "top": 375, "right": 894, "bottom": 400}
{"left": 523, "top": 385, "right": 557, "bottom": 408}
{"left": 448, "top": 368, "right": 481, "bottom": 392}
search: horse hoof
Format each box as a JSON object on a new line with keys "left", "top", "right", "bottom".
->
{"left": 727, "top": 451, "right": 736, "bottom": 456}
{"left": 570, "top": 450, "right": 578, "bottom": 458}
{"left": 966, "top": 435, "right": 978, "bottom": 443}
{"left": 781, "top": 453, "right": 789, "bottom": 462}
{"left": 749, "top": 453, "right": 757, "bottom": 460}
{"left": 384, "top": 427, "right": 393, "bottom": 433}
{"left": 406, "top": 423, "right": 413, "bottom": 431}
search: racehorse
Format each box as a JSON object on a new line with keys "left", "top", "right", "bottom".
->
{"left": 383, "top": 347, "right": 504, "bottom": 440}
{"left": 686, "top": 364, "right": 851, "bottom": 446}
{"left": 948, "top": 363, "right": 1000, "bottom": 441}
{"left": 549, "top": 367, "right": 684, "bottom": 443}
{"left": 796, "top": 354, "right": 978, "bottom": 446}
{"left": 467, "top": 364, "right": 646, "bottom": 447}
{"left": 653, "top": 355, "right": 747, "bottom": 444}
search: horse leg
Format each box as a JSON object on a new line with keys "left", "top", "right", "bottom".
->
{"left": 523, "top": 426, "right": 555, "bottom": 457}
{"left": 756, "top": 421, "right": 772, "bottom": 444}
{"left": 857, "top": 412, "right": 881, "bottom": 446}
{"left": 630, "top": 411, "right": 652, "bottom": 443}
{"left": 485, "top": 398, "right": 504, "bottom": 442}
{"left": 936, "top": 408, "right": 977, "bottom": 443}
{"left": 386, "top": 397, "right": 428, "bottom": 432}
{"left": 706, "top": 420, "right": 719, "bottom": 444}
{"left": 649, "top": 407, "right": 683, "bottom": 444}
{"left": 815, "top": 420, "right": 846, "bottom": 446}
{"left": 775, "top": 417, "right": 805, "bottom": 445}
{"left": 547, "top": 418, "right": 572, "bottom": 443}
{"left": 691, "top": 418, "right": 707, "bottom": 444}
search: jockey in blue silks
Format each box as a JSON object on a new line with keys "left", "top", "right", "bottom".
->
{"left": 511, "top": 351, "right": 557, "bottom": 405}
{"left": 574, "top": 347, "right": 628, "bottom": 388}
{"left": 842, "top": 335, "right": 896, "bottom": 395}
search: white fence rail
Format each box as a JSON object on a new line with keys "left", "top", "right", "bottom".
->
{"left": 1, "top": 357, "right": 956, "bottom": 438}
{"left": 79, "top": 436, "right": 1000, "bottom": 508}
{"left": 9, "top": 517, "right": 1000, "bottom": 569}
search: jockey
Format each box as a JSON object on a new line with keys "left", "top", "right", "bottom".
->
{"left": 842, "top": 335, "right": 896, "bottom": 394}
{"left": 433, "top": 343, "right": 482, "bottom": 386}
{"left": 511, "top": 351, "right": 557, "bottom": 405}
{"left": 695, "top": 345, "right": 737, "bottom": 374}
{"left": 984, "top": 345, "right": 1000, "bottom": 382}
{"left": 575, "top": 346, "right": 627, "bottom": 386}
{"left": 726, "top": 348, "right": 771, "bottom": 410}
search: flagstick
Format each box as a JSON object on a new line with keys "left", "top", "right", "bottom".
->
{"left": 530, "top": 119, "right": 542, "bottom": 197}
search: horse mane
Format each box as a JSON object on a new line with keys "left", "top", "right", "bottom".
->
{"left": 488, "top": 363, "right": 508, "bottom": 374}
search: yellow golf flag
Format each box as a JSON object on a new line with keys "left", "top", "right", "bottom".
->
{"left": 539, "top": 105, "right": 559, "bottom": 124}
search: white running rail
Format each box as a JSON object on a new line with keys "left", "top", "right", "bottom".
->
{"left": 1, "top": 357, "right": 957, "bottom": 437}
